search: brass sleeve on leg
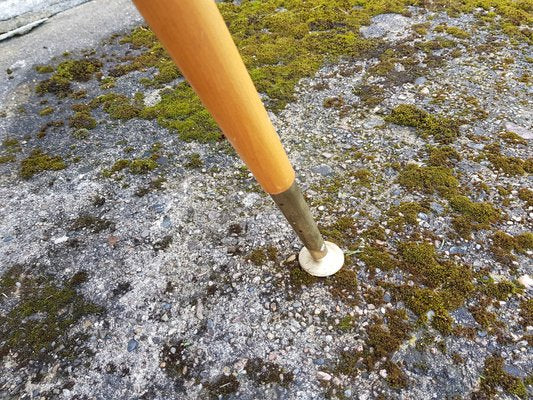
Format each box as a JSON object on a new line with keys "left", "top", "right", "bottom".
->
{"left": 271, "top": 182, "right": 328, "bottom": 261}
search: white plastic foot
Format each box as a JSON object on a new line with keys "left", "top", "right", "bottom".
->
{"left": 298, "top": 241, "right": 344, "bottom": 277}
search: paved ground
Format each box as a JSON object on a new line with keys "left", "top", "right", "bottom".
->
{"left": 0, "top": 0, "right": 141, "bottom": 104}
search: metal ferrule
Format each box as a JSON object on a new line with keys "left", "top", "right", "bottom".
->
{"left": 271, "top": 181, "right": 328, "bottom": 261}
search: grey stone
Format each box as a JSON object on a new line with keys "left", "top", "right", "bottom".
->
{"left": 127, "top": 339, "right": 138, "bottom": 352}
{"left": 359, "top": 14, "right": 412, "bottom": 40}
{"left": 505, "top": 121, "right": 533, "bottom": 140}
{"left": 503, "top": 364, "right": 526, "bottom": 378}
{"left": 449, "top": 246, "right": 467, "bottom": 255}
{"left": 161, "top": 216, "right": 172, "bottom": 229}
{"left": 312, "top": 164, "right": 334, "bottom": 177}
{"left": 430, "top": 202, "right": 445, "bottom": 215}
{"left": 417, "top": 212, "right": 428, "bottom": 221}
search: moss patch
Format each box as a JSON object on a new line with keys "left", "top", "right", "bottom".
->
{"left": 320, "top": 216, "right": 357, "bottom": 248}
{"left": 245, "top": 357, "right": 294, "bottom": 387}
{"left": 103, "top": 157, "right": 158, "bottom": 177}
{"left": 141, "top": 84, "right": 221, "bottom": 142}
{"left": 39, "top": 106, "right": 54, "bottom": 116}
{"left": 484, "top": 143, "right": 532, "bottom": 176}
{"left": 90, "top": 93, "right": 142, "bottom": 120}
{"left": 385, "top": 104, "right": 460, "bottom": 144}
{"left": 71, "top": 214, "right": 115, "bottom": 233}
{"left": 475, "top": 356, "right": 527, "bottom": 399}
{"left": 0, "top": 266, "right": 103, "bottom": 366}
{"left": 69, "top": 111, "right": 97, "bottom": 129}
{"left": 397, "top": 164, "right": 459, "bottom": 196}
{"left": 517, "top": 188, "right": 533, "bottom": 208}
{"left": 325, "top": 268, "right": 358, "bottom": 306}
{"left": 206, "top": 374, "right": 240, "bottom": 399}
{"left": 490, "top": 231, "right": 533, "bottom": 265}
{"left": 185, "top": 153, "right": 204, "bottom": 169}
{"left": 19, "top": 149, "right": 66, "bottom": 179}
{"left": 448, "top": 195, "right": 501, "bottom": 238}
{"left": 394, "top": 242, "right": 474, "bottom": 334}
{"left": 358, "top": 245, "right": 399, "bottom": 274}
{"left": 36, "top": 58, "right": 102, "bottom": 96}
{"left": 519, "top": 298, "right": 532, "bottom": 329}
{"left": 427, "top": 145, "right": 461, "bottom": 167}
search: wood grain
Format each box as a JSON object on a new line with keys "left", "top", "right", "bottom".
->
{"left": 132, "top": 0, "right": 296, "bottom": 194}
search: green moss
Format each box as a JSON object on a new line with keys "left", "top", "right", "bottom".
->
{"left": 499, "top": 131, "right": 527, "bottom": 145}
{"left": 362, "top": 309, "right": 411, "bottom": 369}
{"left": 288, "top": 262, "right": 319, "bottom": 291}
{"left": 120, "top": 26, "right": 158, "bottom": 48}
{"left": 394, "top": 242, "right": 474, "bottom": 334}
{"left": 36, "top": 75, "right": 72, "bottom": 97}
{"left": 432, "top": 309, "right": 453, "bottom": 335}
{"left": 320, "top": 216, "right": 357, "bottom": 248}
{"left": 323, "top": 96, "right": 345, "bottom": 109}
{"left": 130, "top": 159, "right": 157, "bottom": 174}
{"left": 90, "top": 93, "right": 141, "bottom": 120}
{"left": 135, "top": 177, "right": 167, "bottom": 197}
{"left": 20, "top": 149, "right": 66, "bottom": 179}
{"left": 516, "top": 232, "right": 533, "bottom": 251}
{"left": 325, "top": 268, "right": 358, "bottom": 306}
{"left": 385, "top": 104, "right": 459, "bottom": 144}
{"left": 398, "top": 242, "right": 473, "bottom": 293}
{"left": 35, "top": 65, "right": 54, "bottom": 73}
{"left": 245, "top": 357, "right": 294, "bottom": 387}
{"left": 99, "top": 76, "right": 116, "bottom": 89}
{"left": 36, "top": 58, "right": 102, "bottom": 96}
{"left": 72, "top": 128, "right": 90, "bottom": 140}
{"left": 427, "top": 145, "right": 461, "bottom": 167}
{"left": 103, "top": 157, "right": 157, "bottom": 177}
{"left": 248, "top": 246, "right": 278, "bottom": 266}
{"left": 477, "top": 356, "right": 527, "bottom": 399}
{"left": 39, "top": 106, "right": 54, "bottom": 116}
{"left": 412, "top": 22, "right": 430, "bottom": 36}
{"left": 0, "top": 154, "right": 16, "bottom": 164}
{"left": 397, "top": 164, "right": 459, "bottom": 196}
{"left": 3, "top": 137, "right": 20, "bottom": 149}
{"left": 353, "top": 84, "right": 385, "bottom": 107}
{"left": 519, "top": 298, "right": 532, "bottom": 328}
{"left": 141, "top": 84, "right": 221, "bottom": 142}
{"left": 448, "top": 195, "right": 501, "bottom": 238}
{"left": 384, "top": 360, "right": 409, "bottom": 389}
{"left": 338, "top": 315, "right": 356, "bottom": 331}
{"left": 473, "top": 298, "right": 503, "bottom": 329}
{"left": 96, "top": 1, "right": 530, "bottom": 145}
{"left": 477, "top": 275, "right": 522, "bottom": 301}
{"left": 248, "top": 248, "right": 267, "bottom": 266}
{"left": 518, "top": 188, "right": 533, "bottom": 208}
{"left": 443, "top": 26, "right": 471, "bottom": 39}
{"left": 416, "top": 37, "right": 457, "bottom": 52}
{"left": 484, "top": 143, "right": 532, "bottom": 176}
{"left": 352, "top": 169, "right": 373, "bottom": 187}
{"left": 0, "top": 267, "right": 103, "bottom": 366}
{"left": 71, "top": 214, "right": 115, "bottom": 233}
{"left": 387, "top": 201, "right": 428, "bottom": 231}
{"left": 185, "top": 153, "right": 203, "bottom": 169}
{"left": 1, "top": 137, "right": 21, "bottom": 162}
{"left": 55, "top": 58, "right": 102, "bottom": 82}
{"left": 358, "top": 245, "right": 398, "bottom": 273}
{"left": 491, "top": 230, "right": 533, "bottom": 265}
{"left": 206, "top": 374, "right": 240, "bottom": 399}
{"left": 69, "top": 111, "right": 97, "bottom": 129}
